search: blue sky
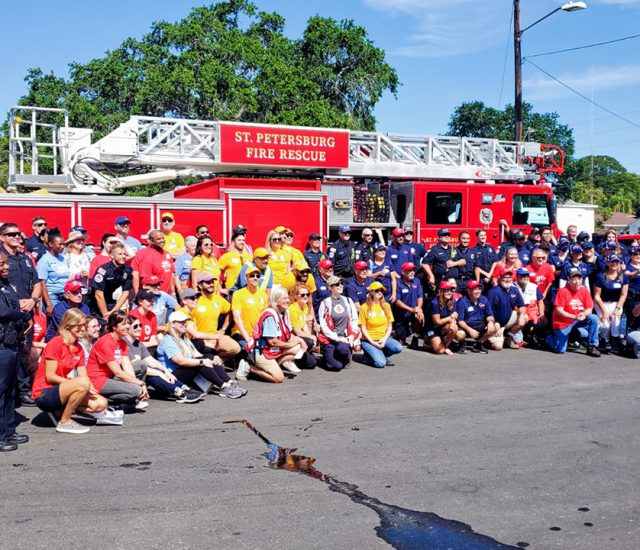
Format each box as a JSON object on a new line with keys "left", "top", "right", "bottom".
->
{"left": 2, "top": 0, "right": 639, "bottom": 173}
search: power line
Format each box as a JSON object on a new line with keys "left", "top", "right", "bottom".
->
{"left": 526, "top": 33, "right": 640, "bottom": 59}
{"left": 497, "top": 8, "right": 513, "bottom": 108}
{"left": 523, "top": 59, "right": 640, "bottom": 131}
{"left": 574, "top": 125, "right": 640, "bottom": 139}
{"left": 568, "top": 109, "right": 640, "bottom": 128}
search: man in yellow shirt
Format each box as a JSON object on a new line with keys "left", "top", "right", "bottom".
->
{"left": 231, "top": 265, "right": 269, "bottom": 380}
{"left": 281, "top": 261, "right": 317, "bottom": 294}
{"left": 160, "top": 212, "right": 185, "bottom": 259}
{"left": 218, "top": 230, "right": 252, "bottom": 289}
{"left": 190, "top": 274, "right": 241, "bottom": 362}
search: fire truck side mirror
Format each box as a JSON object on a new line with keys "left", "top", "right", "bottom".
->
{"left": 549, "top": 197, "right": 558, "bottom": 224}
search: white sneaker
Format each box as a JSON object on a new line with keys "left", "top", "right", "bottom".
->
{"left": 282, "top": 361, "right": 301, "bottom": 374}
{"left": 236, "top": 359, "right": 250, "bottom": 381}
{"left": 92, "top": 410, "right": 124, "bottom": 426}
{"left": 56, "top": 420, "right": 90, "bottom": 435}
{"left": 135, "top": 400, "right": 149, "bottom": 410}
{"left": 107, "top": 407, "right": 125, "bottom": 418}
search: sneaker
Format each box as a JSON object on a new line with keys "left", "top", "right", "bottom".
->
{"left": 236, "top": 359, "right": 250, "bottom": 381}
{"left": 92, "top": 410, "right": 124, "bottom": 426}
{"left": 176, "top": 390, "right": 207, "bottom": 404}
{"left": 587, "top": 346, "right": 601, "bottom": 358}
{"left": 458, "top": 342, "right": 468, "bottom": 354}
{"left": 218, "top": 384, "right": 244, "bottom": 399}
{"left": 385, "top": 359, "right": 395, "bottom": 366}
{"left": 108, "top": 407, "right": 125, "bottom": 418}
{"left": 472, "top": 342, "right": 488, "bottom": 354}
{"left": 282, "top": 361, "right": 302, "bottom": 374}
{"left": 507, "top": 339, "right": 520, "bottom": 350}
{"left": 135, "top": 400, "right": 150, "bottom": 410}
{"left": 408, "top": 337, "right": 420, "bottom": 350}
{"left": 230, "top": 380, "right": 248, "bottom": 396}
{"left": 56, "top": 420, "right": 90, "bottom": 435}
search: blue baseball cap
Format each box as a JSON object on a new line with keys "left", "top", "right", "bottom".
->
{"left": 605, "top": 241, "right": 617, "bottom": 250}
{"left": 516, "top": 268, "right": 530, "bottom": 277}
{"left": 569, "top": 244, "right": 583, "bottom": 254}
{"left": 567, "top": 267, "right": 583, "bottom": 278}
{"left": 339, "top": 225, "right": 351, "bottom": 234}
{"left": 115, "top": 216, "right": 131, "bottom": 225}
{"left": 582, "top": 241, "right": 594, "bottom": 249}
{"left": 607, "top": 253, "right": 621, "bottom": 263}
{"left": 71, "top": 225, "right": 87, "bottom": 233}
{"left": 373, "top": 242, "right": 386, "bottom": 250}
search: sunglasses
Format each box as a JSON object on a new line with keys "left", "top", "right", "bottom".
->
{"left": 299, "top": 293, "right": 310, "bottom": 297}
{"left": 162, "top": 219, "right": 173, "bottom": 223}
{"left": 67, "top": 289, "right": 83, "bottom": 295}
{"left": 202, "top": 243, "right": 213, "bottom": 247}
{"left": 131, "top": 323, "right": 141, "bottom": 329}
{"left": 442, "top": 289, "right": 454, "bottom": 293}
{"left": 247, "top": 274, "right": 261, "bottom": 279}
{"left": 2, "top": 232, "right": 21, "bottom": 238}
{"left": 371, "top": 289, "right": 383, "bottom": 293}
{"left": 362, "top": 234, "right": 373, "bottom": 237}
{"left": 271, "top": 237, "right": 282, "bottom": 242}
{"left": 331, "top": 283, "right": 343, "bottom": 287}
{"left": 34, "top": 222, "right": 47, "bottom": 227}
{"left": 199, "top": 231, "right": 210, "bottom": 235}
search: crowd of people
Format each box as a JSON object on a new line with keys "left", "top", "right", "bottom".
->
{"left": 0, "top": 213, "right": 637, "bottom": 452}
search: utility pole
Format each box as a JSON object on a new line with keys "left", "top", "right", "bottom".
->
{"left": 514, "top": 0, "right": 523, "bottom": 142}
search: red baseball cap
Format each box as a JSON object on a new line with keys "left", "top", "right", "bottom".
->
{"left": 318, "top": 259, "right": 334, "bottom": 269}
{"left": 498, "top": 268, "right": 514, "bottom": 278}
{"left": 392, "top": 227, "right": 404, "bottom": 237}
{"left": 143, "top": 275, "right": 162, "bottom": 285}
{"left": 354, "top": 260, "right": 369, "bottom": 271}
{"left": 439, "top": 281, "right": 454, "bottom": 290}
{"left": 401, "top": 262, "right": 416, "bottom": 272}
{"left": 64, "top": 280, "right": 82, "bottom": 293}
{"left": 466, "top": 280, "right": 481, "bottom": 290}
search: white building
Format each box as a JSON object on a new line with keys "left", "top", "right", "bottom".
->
{"left": 557, "top": 199, "right": 598, "bottom": 235}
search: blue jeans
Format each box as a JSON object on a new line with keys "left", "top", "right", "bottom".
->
{"left": 546, "top": 314, "right": 599, "bottom": 353}
{"left": 361, "top": 337, "right": 403, "bottom": 368}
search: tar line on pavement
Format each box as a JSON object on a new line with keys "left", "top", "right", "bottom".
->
{"left": 224, "top": 419, "right": 525, "bottom": 550}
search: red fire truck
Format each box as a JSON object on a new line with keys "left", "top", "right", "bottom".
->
{"left": 2, "top": 106, "right": 564, "bottom": 250}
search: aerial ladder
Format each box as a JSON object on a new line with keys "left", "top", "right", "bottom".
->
{"left": 7, "top": 106, "right": 564, "bottom": 194}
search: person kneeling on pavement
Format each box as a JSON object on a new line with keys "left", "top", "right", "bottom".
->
{"left": 393, "top": 262, "right": 424, "bottom": 348}
{"left": 426, "top": 281, "right": 465, "bottom": 355}
{"left": 455, "top": 281, "right": 500, "bottom": 353}
{"left": 546, "top": 268, "right": 601, "bottom": 357}
{"left": 486, "top": 268, "right": 527, "bottom": 350}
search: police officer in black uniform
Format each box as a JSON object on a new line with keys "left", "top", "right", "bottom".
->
{"left": 456, "top": 230, "right": 476, "bottom": 290}
{"left": 327, "top": 225, "right": 357, "bottom": 278}
{"left": 0, "top": 223, "right": 41, "bottom": 407}
{"left": 90, "top": 242, "right": 133, "bottom": 320}
{"left": 422, "top": 228, "right": 463, "bottom": 287}
{"left": 25, "top": 216, "right": 49, "bottom": 262}
{"left": 0, "top": 251, "right": 30, "bottom": 451}
{"left": 354, "top": 227, "right": 375, "bottom": 264}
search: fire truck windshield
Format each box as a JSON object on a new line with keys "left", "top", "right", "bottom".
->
{"left": 512, "top": 194, "right": 550, "bottom": 226}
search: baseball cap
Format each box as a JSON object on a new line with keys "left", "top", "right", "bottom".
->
{"left": 499, "top": 268, "right": 514, "bottom": 278}
{"left": 232, "top": 224, "right": 247, "bottom": 236}
{"left": 516, "top": 268, "right": 530, "bottom": 277}
{"left": 569, "top": 244, "right": 583, "bottom": 254}
{"left": 392, "top": 227, "right": 404, "bottom": 237}
{"left": 607, "top": 253, "right": 621, "bottom": 263}
{"left": 180, "top": 288, "right": 200, "bottom": 300}
{"left": 161, "top": 212, "right": 174, "bottom": 221}
{"left": 245, "top": 265, "right": 261, "bottom": 277}
{"left": 293, "top": 260, "right": 310, "bottom": 272}
{"left": 354, "top": 260, "right": 369, "bottom": 271}
{"left": 373, "top": 242, "right": 386, "bottom": 251}
{"left": 63, "top": 280, "right": 82, "bottom": 293}
{"left": 143, "top": 275, "right": 161, "bottom": 286}
{"left": 558, "top": 236, "right": 569, "bottom": 244}
{"left": 631, "top": 246, "right": 640, "bottom": 255}
{"left": 437, "top": 228, "right": 451, "bottom": 237}
{"left": 318, "top": 259, "right": 334, "bottom": 269}
{"left": 135, "top": 289, "right": 156, "bottom": 303}
{"left": 401, "top": 262, "right": 416, "bottom": 272}
{"left": 326, "top": 275, "right": 343, "bottom": 286}
{"left": 582, "top": 241, "right": 594, "bottom": 249}
{"left": 71, "top": 225, "right": 87, "bottom": 233}
{"left": 253, "top": 247, "right": 269, "bottom": 259}
{"left": 439, "top": 281, "right": 454, "bottom": 290}
{"left": 339, "top": 225, "right": 351, "bottom": 234}
{"left": 114, "top": 216, "right": 131, "bottom": 225}
{"left": 274, "top": 226, "right": 287, "bottom": 233}
{"left": 529, "top": 228, "right": 540, "bottom": 235}
{"left": 514, "top": 232, "right": 526, "bottom": 239}
{"left": 168, "top": 311, "right": 191, "bottom": 323}
{"left": 368, "top": 281, "right": 386, "bottom": 292}
{"left": 403, "top": 226, "right": 414, "bottom": 234}
{"left": 605, "top": 241, "right": 617, "bottom": 250}
{"left": 577, "top": 231, "right": 590, "bottom": 240}
{"left": 197, "top": 273, "right": 216, "bottom": 283}
{"left": 567, "top": 267, "right": 583, "bottom": 278}
{"left": 308, "top": 232, "right": 321, "bottom": 240}
{"left": 466, "top": 280, "right": 481, "bottom": 289}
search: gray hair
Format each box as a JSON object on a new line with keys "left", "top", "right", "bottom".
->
{"left": 269, "top": 285, "right": 289, "bottom": 308}
{"left": 185, "top": 235, "right": 198, "bottom": 247}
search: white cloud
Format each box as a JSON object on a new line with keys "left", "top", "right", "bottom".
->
{"left": 523, "top": 64, "right": 640, "bottom": 100}
{"left": 363, "top": 0, "right": 510, "bottom": 58}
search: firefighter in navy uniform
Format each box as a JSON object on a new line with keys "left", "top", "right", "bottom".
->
{"left": 89, "top": 242, "right": 134, "bottom": 320}
{"left": 0, "top": 252, "right": 30, "bottom": 452}
{"left": 472, "top": 229, "right": 498, "bottom": 291}
{"left": 354, "top": 228, "right": 375, "bottom": 264}
{"left": 456, "top": 231, "right": 476, "bottom": 290}
{"left": 327, "top": 225, "right": 356, "bottom": 278}
{"left": 403, "top": 227, "right": 426, "bottom": 269}
{"left": 422, "top": 228, "right": 464, "bottom": 288}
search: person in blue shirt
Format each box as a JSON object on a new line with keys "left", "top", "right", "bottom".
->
{"left": 25, "top": 216, "right": 49, "bottom": 262}
{"left": 386, "top": 228, "right": 413, "bottom": 274}
{"left": 143, "top": 276, "right": 178, "bottom": 325}
{"left": 486, "top": 269, "right": 527, "bottom": 349}
{"left": 344, "top": 261, "right": 374, "bottom": 310}
{"left": 456, "top": 280, "right": 499, "bottom": 353}
{"left": 233, "top": 248, "right": 274, "bottom": 294}
{"left": 303, "top": 233, "right": 326, "bottom": 276}
{"left": 456, "top": 231, "right": 475, "bottom": 288}
{"left": 36, "top": 232, "right": 71, "bottom": 313}
{"left": 114, "top": 216, "right": 143, "bottom": 261}
{"left": 312, "top": 259, "right": 334, "bottom": 316}
{"left": 403, "top": 227, "right": 426, "bottom": 269}
{"left": 593, "top": 253, "right": 629, "bottom": 353}
{"left": 45, "top": 280, "right": 91, "bottom": 342}
{"left": 174, "top": 236, "right": 197, "bottom": 292}
{"left": 393, "top": 262, "right": 424, "bottom": 347}
{"left": 425, "top": 281, "right": 465, "bottom": 354}
{"left": 422, "top": 228, "right": 464, "bottom": 287}
{"left": 625, "top": 247, "right": 640, "bottom": 304}
{"left": 559, "top": 244, "right": 591, "bottom": 291}
{"left": 472, "top": 229, "right": 498, "bottom": 291}
{"left": 513, "top": 232, "right": 531, "bottom": 266}
{"left": 369, "top": 243, "right": 395, "bottom": 302}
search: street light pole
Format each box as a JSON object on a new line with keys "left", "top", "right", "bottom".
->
{"left": 513, "top": 1, "right": 587, "bottom": 142}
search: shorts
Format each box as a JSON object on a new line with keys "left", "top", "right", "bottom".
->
{"left": 35, "top": 386, "right": 63, "bottom": 412}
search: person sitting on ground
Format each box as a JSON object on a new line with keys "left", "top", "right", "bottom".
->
{"left": 142, "top": 275, "right": 178, "bottom": 326}
{"left": 189, "top": 275, "right": 241, "bottom": 362}
{"left": 90, "top": 242, "right": 133, "bottom": 322}
{"left": 486, "top": 269, "right": 527, "bottom": 350}
{"left": 125, "top": 315, "right": 205, "bottom": 403}
{"left": 514, "top": 268, "right": 546, "bottom": 346}
{"left": 157, "top": 311, "right": 245, "bottom": 399}
{"left": 32, "top": 309, "right": 110, "bottom": 434}
{"left": 393, "top": 262, "right": 424, "bottom": 347}
{"left": 593, "top": 253, "right": 628, "bottom": 353}
{"left": 426, "top": 281, "right": 465, "bottom": 355}
{"left": 288, "top": 283, "right": 318, "bottom": 355}
{"left": 249, "top": 286, "right": 310, "bottom": 381}
{"left": 79, "top": 316, "right": 101, "bottom": 361}
{"left": 231, "top": 265, "right": 269, "bottom": 381}
{"left": 86, "top": 311, "right": 150, "bottom": 409}
{"left": 545, "top": 268, "right": 600, "bottom": 357}
{"left": 129, "top": 290, "right": 159, "bottom": 355}
{"left": 46, "top": 280, "right": 90, "bottom": 342}
{"left": 344, "top": 260, "right": 374, "bottom": 311}
{"left": 358, "top": 281, "right": 403, "bottom": 368}
{"left": 174, "top": 236, "right": 197, "bottom": 293}
{"left": 456, "top": 280, "right": 500, "bottom": 353}
{"left": 318, "top": 275, "right": 360, "bottom": 371}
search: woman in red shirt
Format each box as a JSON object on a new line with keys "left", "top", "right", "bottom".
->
{"left": 32, "top": 309, "right": 109, "bottom": 434}
{"left": 86, "top": 311, "right": 149, "bottom": 409}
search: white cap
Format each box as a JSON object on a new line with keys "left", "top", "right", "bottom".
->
{"left": 168, "top": 311, "right": 191, "bottom": 323}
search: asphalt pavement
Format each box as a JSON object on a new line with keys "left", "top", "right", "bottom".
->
{"left": 3, "top": 346, "right": 640, "bottom": 550}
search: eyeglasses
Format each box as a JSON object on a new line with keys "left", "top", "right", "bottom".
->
{"left": 299, "top": 293, "right": 310, "bottom": 297}
{"left": 202, "top": 243, "right": 212, "bottom": 247}
{"left": 271, "top": 237, "right": 282, "bottom": 242}
{"left": 131, "top": 323, "right": 141, "bottom": 329}
{"left": 2, "top": 232, "right": 20, "bottom": 238}
{"left": 199, "top": 230, "right": 210, "bottom": 235}
{"left": 331, "top": 283, "right": 343, "bottom": 287}
{"left": 247, "top": 274, "right": 261, "bottom": 279}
